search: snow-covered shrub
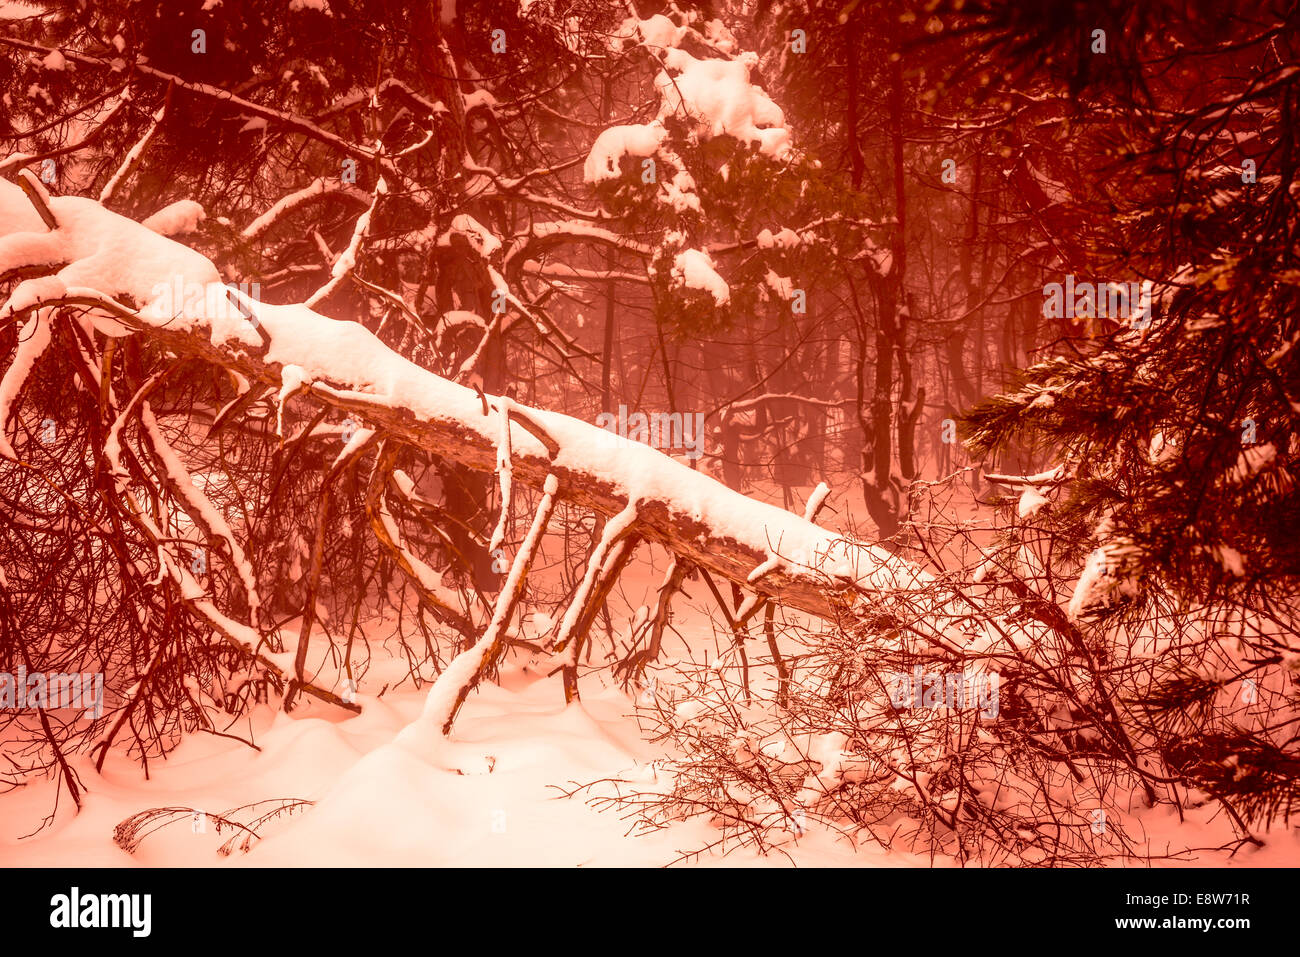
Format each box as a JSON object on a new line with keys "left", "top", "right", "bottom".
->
{"left": 588, "top": 476, "right": 1297, "bottom": 863}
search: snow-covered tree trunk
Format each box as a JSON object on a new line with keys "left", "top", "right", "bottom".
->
{"left": 1, "top": 174, "right": 944, "bottom": 637}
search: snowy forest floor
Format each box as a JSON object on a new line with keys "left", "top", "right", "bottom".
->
{"left": 5, "top": 630, "right": 1299, "bottom": 866}
{"left": 2, "top": 638, "right": 1297, "bottom": 866}
{"left": 3, "top": 483, "right": 1298, "bottom": 867}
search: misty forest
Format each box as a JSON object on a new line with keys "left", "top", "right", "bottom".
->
{"left": 1, "top": 0, "right": 1298, "bottom": 867}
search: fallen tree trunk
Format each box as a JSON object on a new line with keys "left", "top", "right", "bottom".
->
{"left": 0, "top": 174, "right": 969, "bottom": 648}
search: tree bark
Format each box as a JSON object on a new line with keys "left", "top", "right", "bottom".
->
{"left": 0, "top": 179, "right": 946, "bottom": 630}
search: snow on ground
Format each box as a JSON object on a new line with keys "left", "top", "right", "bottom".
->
{"left": 4, "top": 659, "right": 1292, "bottom": 866}
{"left": 0, "top": 633, "right": 904, "bottom": 867}
{"left": 1, "top": 484, "right": 1296, "bottom": 867}
{"left": 3, "top": 628, "right": 1296, "bottom": 866}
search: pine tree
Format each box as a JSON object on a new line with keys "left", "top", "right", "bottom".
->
{"left": 959, "top": 0, "right": 1300, "bottom": 827}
